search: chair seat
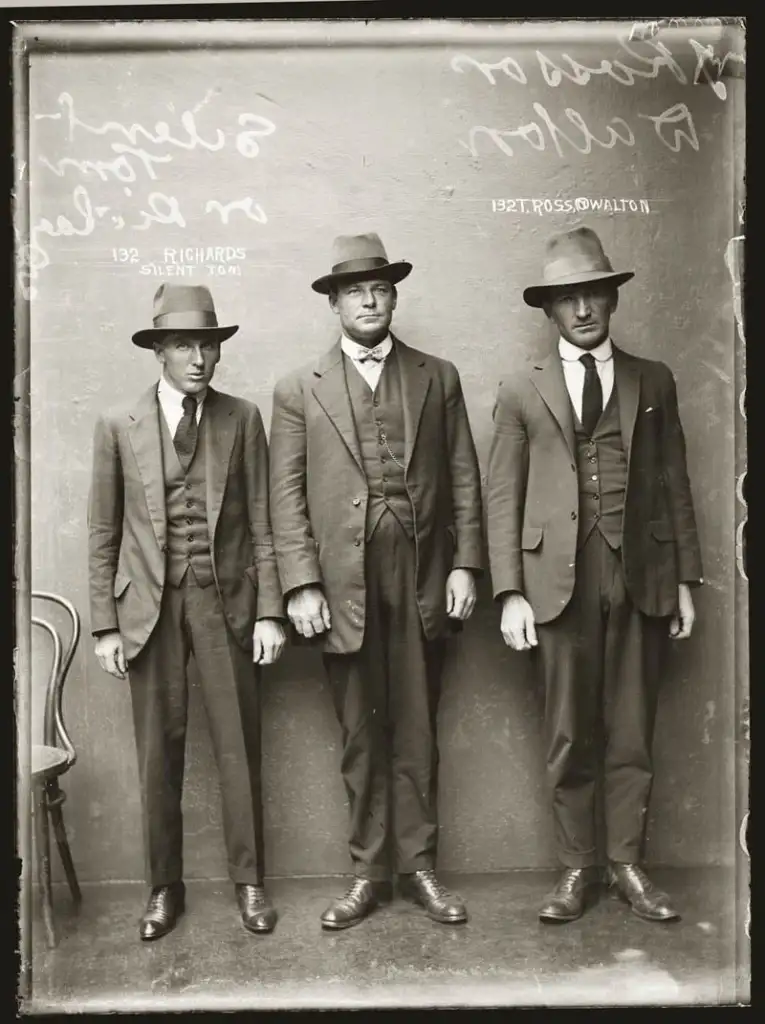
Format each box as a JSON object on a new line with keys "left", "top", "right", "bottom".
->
{"left": 32, "top": 744, "right": 70, "bottom": 780}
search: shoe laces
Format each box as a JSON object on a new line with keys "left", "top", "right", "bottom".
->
{"left": 558, "top": 870, "right": 582, "bottom": 895}
{"left": 240, "top": 885, "right": 267, "bottom": 907}
{"left": 344, "top": 877, "right": 372, "bottom": 903}
{"left": 415, "top": 869, "right": 450, "bottom": 899}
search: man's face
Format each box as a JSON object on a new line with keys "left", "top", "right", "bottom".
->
{"left": 154, "top": 333, "right": 221, "bottom": 395}
{"left": 330, "top": 277, "right": 397, "bottom": 346}
{"left": 545, "top": 283, "right": 617, "bottom": 349}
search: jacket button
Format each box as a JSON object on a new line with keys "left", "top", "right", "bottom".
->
{"left": 354, "top": 538, "right": 361, "bottom": 547}
{"left": 571, "top": 511, "right": 577, "bottom": 520}
{"left": 352, "top": 498, "right": 361, "bottom": 507}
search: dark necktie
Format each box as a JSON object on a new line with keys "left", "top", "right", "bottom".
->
{"left": 579, "top": 353, "right": 603, "bottom": 438}
{"left": 173, "top": 395, "right": 198, "bottom": 471}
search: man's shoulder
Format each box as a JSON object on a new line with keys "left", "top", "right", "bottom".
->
{"left": 613, "top": 344, "right": 673, "bottom": 379}
{"left": 208, "top": 388, "right": 261, "bottom": 417}
{"left": 95, "top": 386, "right": 156, "bottom": 429}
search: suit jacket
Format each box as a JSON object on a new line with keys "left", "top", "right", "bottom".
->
{"left": 486, "top": 344, "right": 703, "bottom": 624}
{"left": 88, "top": 384, "right": 283, "bottom": 663}
{"left": 269, "top": 335, "right": 483, "bottom": 654}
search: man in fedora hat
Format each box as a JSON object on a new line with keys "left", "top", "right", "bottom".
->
{"left": 487, "top": 225, "right": 703, "bottom": 923}
{"left": 88, "top": 283, "right": 286, "bottom": 940}
{"left": 269, "top": 232, "right": 483, "bottom": 929}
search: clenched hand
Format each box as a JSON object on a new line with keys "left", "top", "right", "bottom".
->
{"left": 287, "top": 586, "right": 331, "bottom": 639}
{"left": 95, "top": 631, "right": 127, "bottom": 679}
{"left": 500, "top": 592, "right": 538, "bottom": 652}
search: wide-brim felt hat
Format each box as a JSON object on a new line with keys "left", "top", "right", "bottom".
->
{"left": 311, "top": 232, "right": 412, "bottom": 294}
{"left": 132, "top": 283, "right": 239, "bottom": 348}
{"left": 523, "top": 225, "right": 634, "bottom": 308}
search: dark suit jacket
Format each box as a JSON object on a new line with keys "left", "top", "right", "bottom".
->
{"left": 486, "top": 344, "right": 703, "bottom": 624}
{"left": 268, "top": 335, "right": 483, "bottom": 655}
{"left": 88, "top": 384, "right": 283, "bottom": 663}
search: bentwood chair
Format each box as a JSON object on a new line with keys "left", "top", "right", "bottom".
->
{"left": 31, "top": 592, "right": 82, "bottom": 948}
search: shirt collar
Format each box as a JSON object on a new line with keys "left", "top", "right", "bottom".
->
{"left": 558, "top": 335, "right": 613, "bottom": 363}
{"left": 340, "top": 332, "right": 392, "bottom": 362}
{"left": 157, "top": 374, "right": 207, "bottom": 409}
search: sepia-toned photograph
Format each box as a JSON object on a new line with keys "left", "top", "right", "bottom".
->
{"left": 13, "top": 12, "right": 747, "bottom": 1013}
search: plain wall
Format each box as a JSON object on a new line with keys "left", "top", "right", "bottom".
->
{"left": 25, "top": 25, "right": 743, "bottom": 881}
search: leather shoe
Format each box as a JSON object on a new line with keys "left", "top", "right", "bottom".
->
{"left": 139, "top": 882, "right": 185, "bottom": 941}
{"left": 539, "top": 868, "right": 589, "bottom": 922}
{"left": 236, "top": 884, "right": 277, "bottom": 934}
{"left": 608, "top": 863, "right": 680, "bottom": 922}
{"left": 401, "top": 869, "right": 468, "bottom": 924}
{"left": 320, "top": 877, "right": 379, "bottom": 930}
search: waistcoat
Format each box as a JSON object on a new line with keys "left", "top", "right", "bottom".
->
{"left": 344, "top": 350, "right": 414, "bottom": 541}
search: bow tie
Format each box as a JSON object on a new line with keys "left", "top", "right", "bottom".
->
{"left": 357, "top": 345, "right": 387, "bottom": 364}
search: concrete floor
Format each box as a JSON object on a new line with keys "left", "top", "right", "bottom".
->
{"left": 23, "top": 868, "right": 744, "bottom": 1011}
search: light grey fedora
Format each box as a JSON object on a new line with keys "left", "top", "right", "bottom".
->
{"left": 132, "top": 283, "right": 239, "bottom": 348}
{"left": 311, "top": 232, "right": 412, "bottom": 295}
{"left": 523, "top": 226, "right": 634, "bottom": 308}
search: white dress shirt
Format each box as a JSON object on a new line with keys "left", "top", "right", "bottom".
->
{"left": 157, "top": 375, "right": 206, "bottom": 437}
{"left": 341, "top": 332, "right": 393, "bottom": 391}
{"left": 558, "top": 335, "right": 614, "bottom": 423}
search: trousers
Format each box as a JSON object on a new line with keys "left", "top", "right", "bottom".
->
{"left": 535, "top": 529, "right": 670, "bottom": 867}
{"left": 323, "top": 510, "right": 445, "bottom": 880}
{"left": 127, "top": 568, "right": 264, "bottom": 886}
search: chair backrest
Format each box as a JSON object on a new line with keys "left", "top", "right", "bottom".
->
{"left": 31, "top": 593, "right": 81, "bottom": 767}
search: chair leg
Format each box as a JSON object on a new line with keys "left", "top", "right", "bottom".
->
{"left": 33, "top": 785, "right": 57, "bottom": 949}
{"left": 47, "top": 781, "right": 82, "bottom": 908}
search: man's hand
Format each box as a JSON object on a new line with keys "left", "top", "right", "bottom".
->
{"left": 94, "top": 631, "right": 127, "bottom": 679}
{"left": 253, "top": 619, "right": 287, "bottom": 665}
{"left": 500, "top": 592, "right": 538, "bottom": 651}
{"left": 669, "top": 583, "right": 695, "bottom": 639}
{"left": 287, "top": 586, "right": 331, "bottom": 639}
{"left": 446, "top": 568, "right": 477, "bottom": 620}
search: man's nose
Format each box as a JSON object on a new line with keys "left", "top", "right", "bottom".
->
{"left": 190, "top": 347, "right": 204, "bottom": 365}
{"left": 574, "top": 296, "right": 591, "bottom": 318}
{"left": 361, "top": 289, "right": 377, "bottom": 307}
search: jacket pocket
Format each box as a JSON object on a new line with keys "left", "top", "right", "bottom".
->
{"left": 244, "top": 565, "right": 259, "bottom": 589}
{"left": 650, "top": 520, "right": 674, "bottom": 542}
{"left": 521, "top": 525, "right": 544, "bottom": 551}
{"left": 114, "top": 573, "right": 131, "bottom": 598}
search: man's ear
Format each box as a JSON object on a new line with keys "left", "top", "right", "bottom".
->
{"left": 153, "top": 341, "right": 165, "bottom": 365}
{"left": 609, "top": 288, "right": 619, "bottom": 314}
{"left": 328, "top": 290, "right": 339, "bottom": 315}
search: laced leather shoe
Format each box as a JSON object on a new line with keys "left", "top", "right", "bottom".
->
{"left": 402, "top": 869, "right": 468, "bottom": 924}
{"left": 538, "top": 868, "right": 588, "bottom": 923}
{"left": 139, "top": 882, "right": 185, "bottom": 941}
{"left": 320, "top": 877, "right": 379, "bottom": 930}
{"left": 607, "top": 863, "right": 680, "bottom": 922}
{"left": 236, "top": 884, "right": 277, "bottom": 933}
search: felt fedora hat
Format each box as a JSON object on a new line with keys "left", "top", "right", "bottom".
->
{"left": 523, "top": 225, "right": 634, "bottom": 308}
{"left": 311, "top": 232, "right": 413, "bottom": 295}
{"left": 131, "top": 283, "right": 239, "bottom": 348}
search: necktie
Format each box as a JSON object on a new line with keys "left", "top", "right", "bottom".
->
{"left": 357, "top": 345, "right": 386, "bottom": 364}
{"left": 579, "top": 353, "right": 603, "bottom": 437}
{"left": 174, "top": 395, "right": 198, "bottom": 471}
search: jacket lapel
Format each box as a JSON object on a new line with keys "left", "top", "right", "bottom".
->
{"left": 530, "top": 351, "right": 576, "bottom": 459}
{"left": 311, "top": 341, "right": 364, "bottom": 474}
{"left": 127, "top": 384, "right": 166, "bottom": 551}
{"left": 393, "top": 335, "right": 431, "bottom": 470}
{"left": 612, "top": 344, "right": 641, "bottom": 464}
{"left": 203, "top": 388, "right": 237, "bottom": 544}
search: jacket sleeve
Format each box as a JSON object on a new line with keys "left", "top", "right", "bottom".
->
{"left": 444, "top": 361, "right": 483, "bottom": 573}
{"left": 87, "top": 415, "right": 123, "bottom": 636}
{"left": 486, "top": 378, "right": 529, "bottom": 599}
{"left": 269, "top": 374, "right": 323, "bottom": 596}
{"left": 659, "top": 363, "right": 704, "bottom": 585}
{"left": 243, "top": 402, "right": 285, "bottom": 620}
